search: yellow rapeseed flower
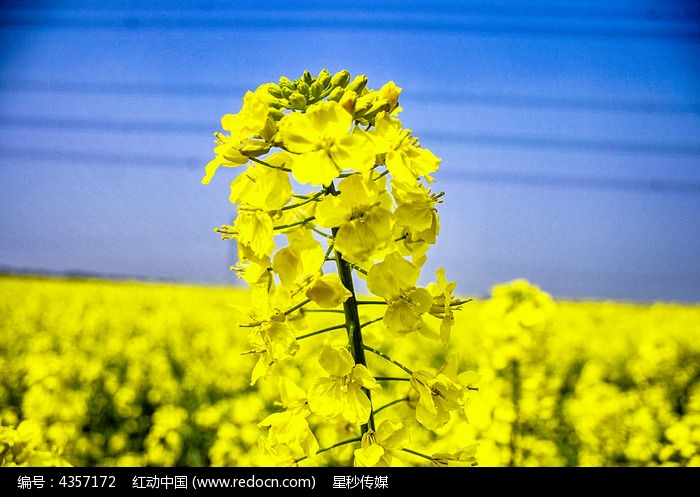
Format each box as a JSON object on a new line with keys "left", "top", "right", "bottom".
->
{"left": 248, "top": 321, "right": 300, "bottom": 386}
{"left": 409, "top": 353, "right": 480, "bottom": 431}
{"left": 354, "top": 419, "right": 408, "bottom": 467}
{"left": 371, "top": 112, "right": 440, "bottom": 186}
{"left": 202, "top": 86, "right": 273, "bottom": 184}
{"left": 426, "top": 268, "right": 459, "bottom": 345}
{"left": 228, "top": 156, "right": 293, "bottom": 210}
{"left": 278, "top": 101, "right": 375, "bottom": 186}
{"left": 305, "top": 274, "right": 352, "bottom": 309}
{"left": 272, "top": 228, "right": 325, "bottom": 290}
{"left": 307, "top": 346, "right": 380, "bottom": 425}
{"left": 315, "top": 173, "right": 393, "bottom": 267}
{"left": 231, "top": 209, "right": 276, "bottom": 261}
{"left": 258, "top": 378, "right": 319, "bottom": 459}
{"left": 367, "top": 252, "right": 434, "bottom": 336}
{"left": 391, "top": 180, "right": 441, "bottom": 267}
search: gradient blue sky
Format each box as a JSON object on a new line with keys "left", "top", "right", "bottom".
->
{"left": 1, "top": 0, "right": 699, "bottom": 302}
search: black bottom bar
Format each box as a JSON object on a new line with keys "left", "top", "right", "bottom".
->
{"left": 1, "top": 466, "right": 696, "bottom": 495}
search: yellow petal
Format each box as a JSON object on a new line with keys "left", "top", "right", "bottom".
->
{"left": 354, "top": 443, "right": 385, "bottom": 467}
{"left": 278, "top": 112, "right": 319, "bottom": 154}
{"left": 318, "top": 345, "right": 354, "bottom": 377}
{"left": 332, "top": 131, "right": 376, "bottom": 173}
{"left": 343, "top": 385, "right": 372, "bottom": 424}
{"left": 367, "top": 252, "right": 420, "bottom": 300}
{"left": 307, "top": 377, "right": 343, "bottom": 418}
{"left": 291, "top": 150, "right": 340, "bottom": 187}
{"left": 306, "top": 101, "right": 352, "bottom": 138}
{"left": 305, "top": 273, "right": 352, "bottom": 309}
{"left": 314, "top": 194, "right": 352, "bottom": 228}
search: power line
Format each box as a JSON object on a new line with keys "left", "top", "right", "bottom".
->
{"left": 2, "top": 79, "right": 699, "bottom": 115}
{"left": 0, "top": 115, "right": 212, "bottom": 134}
{"left": 0, "top": 146, "right": 201, "bottom": 169}
{"left": 1, "top": 11, "right": 698, "bottom": 41}
{"left": 0, "top": 79, "right": 250, "bottom": 98}
{"left": 1, "top": 146, "right": 699, "bottom": 194}
{"left": 436, "top": 169, "right": 700, "bottom": 193}
{"left": 2, "top": 115, "right": 698, "bottom": 157}
{"left": 420, "top": 131, "right": 700, "bottom": 156}
{"left": 3, "top": 3, "right": 699, "bottom": 23}
{"left": 408, "top": 92, "right": 700, "bottom": 115}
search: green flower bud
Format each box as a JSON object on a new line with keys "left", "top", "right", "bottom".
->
{"left": 260, "top": 118, "right": 278, "bottom": 140}
{"left": 353, "top": 93, "right": 375, "bottom": 115}
{"left": 309, "top": 80, "right": 324, "bottom": 99}
{"left": 267, "top": 85, "right": 284, "bottom": 99}
{"left": 302, "top": 70, "right": 313, "bottom": 85}
{"left": 317, "top": 68, "right": 331, "bottom": 88}
{"left": 340, "top": 90, "right": 357, "bottom": 115}
{"left": 288, "top": 91, "right": 307, "bottom": 110}
{"left": 281, "top": 86, "right": 294, "bottom": 99}
{"left": 360, "top": 99, "right": 391, "bottom": 121}
{"left": 267, "top": 99, "right": 285, "bottom": 109}
{"left": 346, "top": 75, "right": 368, "bottom": 94}
{"left": 331, "top": 69, "right": 351, "bottom": 88}
{"left": 239, "top": 138, "right": 271, "bottom": 157}
{"left": 297, "top": 81, "right": 310, "bottom": 96}
{"left": 327, "top": 86, "right": 345, "bottom": 102}
{"left": 279, "top": 76, "right": 294, "bottom": 88}
{"left": 268, "top": 108, "right": 284, "bottom": 120}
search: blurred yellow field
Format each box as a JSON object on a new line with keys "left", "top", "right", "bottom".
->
{"left": 1, "top": 274, "right": 699, "bottom": 467}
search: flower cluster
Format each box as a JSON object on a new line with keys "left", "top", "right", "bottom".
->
{"left": 203, "top": 69, "right": 478, "bottom": 466}
{"left": 0, "top": 420, "right": 71, "bottom": 467}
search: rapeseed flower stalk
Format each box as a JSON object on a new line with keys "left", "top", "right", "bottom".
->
{"left": 203, "top": 69, "right": 479, "bottom": 466}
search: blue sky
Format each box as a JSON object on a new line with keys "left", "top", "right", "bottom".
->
{"left": 1, "top": 0, "right": 699, "bottom": 302}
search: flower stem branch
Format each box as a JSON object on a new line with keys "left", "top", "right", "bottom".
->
{"left": 273, "top": 217, "right": 315, "bottom": 231}
{"left": 374, "top": 397, "right": 409, "bottom": 415}
{"left": 294, "top": 436, "right": 362, "bottom": 464}
{"left": 282, "top": 190, "right": 324, "bottom": 211}
{"left": 249, "top": 155, "right": 292, "bottom": 172}
{"left": 302, "top": 309, "right": 345, "bottom": 314}
{"left": 284, "top": 298, "right": 312, "bottom": 316}
{"left": 360, "top": 317, "right": 383, "bottom": 329}
{"left": 296, "top": 323, "right": 347, "bottom": 340}
{"left": 401, "top": 448, "right": 436, "bottom": 464}
{"left": 364, "top": 345, "right": 414, "bottom": 376}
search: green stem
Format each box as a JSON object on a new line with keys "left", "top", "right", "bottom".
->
{"left": 329, "top": 182, "right": 375, "bottom": 435}
{"left": 323, "top": 241, "right": 335, "bottom": 261}
{"left": 374, "top": 397, "right": 409, "bottom": 415}
{"left": 274, "top": 216, "right": 315, "bottom": 231}
{"left": 373, "top": 168, "right": 389, "bottom": 181}
{"left": 249, "top": 155, "right": 292, "bottom": 172}
{"left": 375, "top": 377, "right": 411, "bottom": 382}
{"left": 284, "top": 298, "right": 311, "bottom": 316}
{"left": 282, "top": 191, "right": 324, "bottom": 211}
{"left": 302, "top": 309, "right": 345, "bottom": 314}
{"left": 313, "top": 227, "right": 334, "bottom": 240}
{"left": 239, "top": 298, "right": 311, "bottom": 327}
{"left": 294, "top": 436, "right": 362, "bottom": 464}
{"left": 401, "top": 448, "right": 437, "bottom": 464}
{"left": 296, "top": 323, "right": 347, "bottom": 340}
{"left": 364, "top": 345, "right": 414, "bottom": 376}
{"left": 347, "top": 262, "right": 368, "bottom": 276}
{"left": 360, "top": 317, "right": 383, "bottom": 329}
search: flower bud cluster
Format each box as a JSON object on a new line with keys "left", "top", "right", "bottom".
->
{"left": 203, "top": 69, "right": 479, "bottom": 466}
{"left": 261, "top": 69, "right": 402, "bottom": 128}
